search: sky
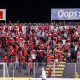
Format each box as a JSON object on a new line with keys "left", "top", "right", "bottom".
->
{"left": 0, "top": 0, "right": 79, "bottom": 23}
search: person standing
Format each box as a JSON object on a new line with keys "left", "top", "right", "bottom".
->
{"left": 77, "top": 49, "right": 80, "bottom": 63}
{"left": 47, "top": 68, "right": 52, "bottom": 78}
{"left": 41, "top": 68, "right": 46, "bottom": 80}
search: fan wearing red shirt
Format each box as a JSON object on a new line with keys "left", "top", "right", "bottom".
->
{"left": 5, "top": 38, "right": 9, "bottom": 46}
{"left": 54, "top": 53, "right": 59, "bottom": 64}
{"left": 15, "top": 45, "right": 19, "bottom": 53}
{"left": 23, "top": 49, "right": 27, "bottom": 57}
{"left": 47, "top": 55, "right": 51, "bottom": 63}
{"left": 21, "top": 56, "right": 26, "bottom": 64}
{"left": 44, "top": 26, "right": 49, "bottom": 31}
{"left": 64, "top": 43, "right": 70, "bottom": 52}
{"left": 73, "top": 34, "right": 78, "bottom": 42}
{"left": 78, "top": 40, "right": 80, "bottom": 47}
{"left": 68, "top": 27, "right": 72, "bottom": 35}
{"left": 28, "top": 57, "right": 33, "bottom": 63}
{"left": 4, "top": 26, "right": 8, "bottom": 33}
{"left": 53, "top": 32, "right": 57, "bottom": 37}
{"left": 19, "top": 25, "right": 22, "bottom": 32}
{"left": 9, "top": 37, "right": 15, "bottom": 45}
{"left": 10, "top": 49, "right": 16, "bottom": 56}
{"left": 57, "top": 36, "right": 61, "bottom": 42}
{"left": 67, "top": 37, "right": 71, "bottom": 44}
{"left": 28, "top": 62, "right": 34, "bottom": 75}
{"left": 48, "top": 32, "right": 52, "bottom": 38}
{"left": 58, "top": 50, "right": 63, "bottom": 61}
{"left": 3, "top": 56, "right": 8, "bottom": 62}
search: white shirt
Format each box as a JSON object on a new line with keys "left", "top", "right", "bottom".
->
{"left": 62, "top": 40, "right": 66, "bottom": 45}
{"left": 64, "top": 26, "right": 67, "bottom": 29}
{"left": 22, "top": 26, "right": 26, "bottom": 34}
{"left": 31, "top": 54, "right": 36, "bottom": 59}
{"left": 64, "top": 33, "right": 67, "bottom": 38}
{"left": 75, "top": 46, "right": 78, "bottom": 51}
{"left": 76, "top": 31, "right": 78, "bottom": 35}
{"left": 42, "top": 68, "right": 46, "bottom": 79}
{"left": 42, "top": 32, "right": 45, "bottom": 37}
{"left": 50, "top": 26, "right": 54, "bottom": 30}
{"left": 9, "top": 26, "right": 12, "bottom": 31}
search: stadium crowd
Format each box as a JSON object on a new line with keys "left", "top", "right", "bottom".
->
{"left": 0, "top": 23, "right": 80, "bottom": 65}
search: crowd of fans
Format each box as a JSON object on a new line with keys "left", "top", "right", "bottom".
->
{"left": 0, "top": 23, "right": 80, "bottom": 65}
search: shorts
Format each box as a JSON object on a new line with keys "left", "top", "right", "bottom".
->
{"left": 54, "top": 59, "right": 58, "bottom": 63}
{"left": 77, "top": 56, "right": 80, "bottom": 59}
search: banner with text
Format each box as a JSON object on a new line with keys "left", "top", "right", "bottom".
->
{"left": 51, "top": 9, "right": 80, "bottom": 20}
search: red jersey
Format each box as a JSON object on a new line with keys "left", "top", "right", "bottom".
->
{"left": 78, "top": 40, "right": 80, "bottom": 46}
{"left": 54, "top": 54, "right": 58, "bottom": 59}
{"left": 45, "top": 26, "right": 49, "bottom": 31}
{"left": 23, "top": 50, "right": 27, "bottom": 56}
{"left": 67, "top": 37, "right": 71, "bottom": 43}
{"left": 5, "top": 27, "right": 8, "bottom": 33}
{"left": 3, "top": 56, "right": 8, "bottom": 62}
{"left": 21, "top": 57, "right": 26, "bottom": 63}
{"left": 28, "top": 58, "right": 33, "bottom": 63}
{"left": 57, "top": 36, "right": 61, "bottom": 42}
{"left": 29, "top": 63, "right": 34, "bottom": 69}
{"left": 53, "top": 32, "right": 57, "bottom": 37}
{"left": 73, "top": 34, "right": 77, "bottom": 40}
{"left": 65, "top": 44, "right": 69, "bottom": 50}
{"left": 40, "top": 52, "right": 43, "bottom": 58}
{"left": 68, "top": 27, "right": 72, "bottom": 35}
{"left": 48, "top": 33, "right": 52, "bottom": 37}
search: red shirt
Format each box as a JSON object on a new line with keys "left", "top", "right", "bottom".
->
{"left": 6, "top": 39, "right": 8, "bottom": 46}
{"left": 68, "top": 27, "right": 72, "bottom": 35}
{"left": 21, "top": 57, "right": 26, "bottom": 63}
{"left": 45, "top": 26, "right": 49, "bottom": 31}
{"left": 54, "top": 54, "right": 58, "bottom": 59}
{"left": 53, "top": 32, "right": 57, "bottom": 37}
{"left": 29, "top": 63, "right": 34, "bottom": 69}
{"left": 78, "top": 40, "right": 80, "bottom": 46}
{"left": 5, "top": 27, "right": 8, "bottom": 33}
{"left": 67, "top": 37, "right": 71, "bottom": 43}
{"left": 3, "top": 56, "right": 8, "bottom": 62}
{"left": 10, "top": 49, "right": 16, "bottom": 56}
{"left": 19, "top": 26, "right": 22, "bottom": 32}
{"left": 40, "top": 52, "right": 43, "bottom": 58}
{"left": 48, "top": 33, "right": 52, "bottom": 37}
{"left": 73, "top": 34, "right": 77, "bottom": 40}
{"left": 58, "top": 53, "right": 62, "bottom": 60}
{"left": 15, "top": 45, "right": 19, "bottom": 52}
{"left": 57, "top": 36, "right": 61, "bottom": 41}
{"left": 28, "top": 58, "right": 33, "bottom": 63}
{"left": 23, "top": 50, "right": 27, "bottom": 56}
{"left": 65, "top": 44, "right": 69, "bottom": 50}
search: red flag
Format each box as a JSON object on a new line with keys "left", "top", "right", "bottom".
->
{"left": 0, "top": 11, "right": 3, "bottom": 19}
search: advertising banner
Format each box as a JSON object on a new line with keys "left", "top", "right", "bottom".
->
{"left": 0, "top": 9, "right": 6, "bottom": 20}
{"left": 51, "top": 9, "right": 80, "bottom": 20}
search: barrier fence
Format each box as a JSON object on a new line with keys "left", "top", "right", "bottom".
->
{"left": 0, "top": 62, "right": 80, "bottom": 78}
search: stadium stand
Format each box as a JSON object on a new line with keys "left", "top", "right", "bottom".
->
{"left": 0, "top": 23, "right": 80, "bottom": 78}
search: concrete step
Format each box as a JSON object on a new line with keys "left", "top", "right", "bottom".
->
{"left": 52, "top": 74, "right": 63, "bottom": 76}
{"left": 47, "top": 64, "right": 65, "bottom": 67}
{"left": 46, "top": 68, "right": 64, "bottom": 71}
{"left": 46, "top": 71, "right": 63, "bottom": 74}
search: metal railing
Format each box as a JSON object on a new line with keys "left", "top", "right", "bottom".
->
{"left": 0, "top": 62, "right": 80, "bottom": 78}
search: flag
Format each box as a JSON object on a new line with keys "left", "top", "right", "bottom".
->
{"left": 0, "top": 9, "right": 6, "bottom": 20}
